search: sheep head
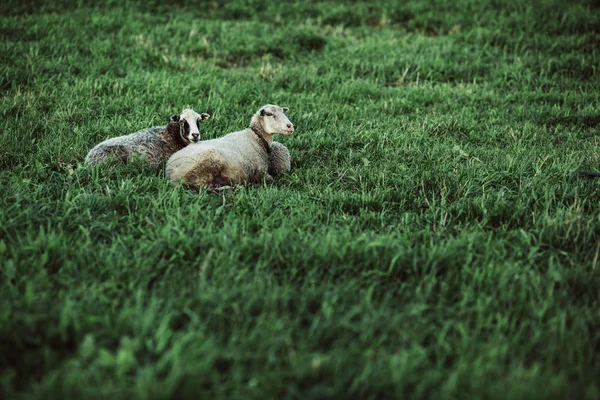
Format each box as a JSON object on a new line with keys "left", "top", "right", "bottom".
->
{"left": 170, "top": 108, "right": 210, "bottom": 144}
{"left": 253, "top": 105, "right": 294, "bottom": 136}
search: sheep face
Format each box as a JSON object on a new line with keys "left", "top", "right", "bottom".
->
{"left": 170, "top": 109, "right": 210, "bottom": 144}
{"left": 258, "top": 105, "right": 294, "bottom": 136}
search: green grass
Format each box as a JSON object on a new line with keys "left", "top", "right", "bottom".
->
{"left": 1, "top": 0, "right": 600, "bottom": 398}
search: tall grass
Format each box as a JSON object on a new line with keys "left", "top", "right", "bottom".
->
{"left": 1, "top": 0, "right": 599, "bottom": 398}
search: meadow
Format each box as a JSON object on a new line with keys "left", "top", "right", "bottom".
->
{"left": 1, "top": 0, "right": 600, "bottom": 398}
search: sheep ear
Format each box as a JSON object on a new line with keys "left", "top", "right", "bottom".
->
{"left": 260, "top": 109, "right": 266, "bottom": 117}
{"left": 200, "top": 113, "right": 210, "bottom": 120}
{"left": 170, "top": 114, "right": 180, "bottom": 122}
{"left": 282, "top": 107, "right": 289, "bottom": 114}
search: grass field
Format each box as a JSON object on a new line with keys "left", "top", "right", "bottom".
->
{"left": 1, "top": 0, "right": 600, "bottom": 398}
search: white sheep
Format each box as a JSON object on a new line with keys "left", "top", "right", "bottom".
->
{"left": 85, "top": 109, "right": 210, "bottom": 168}
{"left": 165, "top": 104, "right": 294, "bottom": 190}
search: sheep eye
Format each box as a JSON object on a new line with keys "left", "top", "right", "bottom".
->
{"left": 265, "top": 112, "right": 273, "bottom": 117}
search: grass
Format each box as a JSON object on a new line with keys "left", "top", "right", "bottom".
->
{"left": 1, "top": 0, "right": 600, "bottom": 398}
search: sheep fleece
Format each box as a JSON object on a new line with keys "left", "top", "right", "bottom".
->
{"left": 166, "top": 129, "right": 279, "bottom": 188}
{"left": 85, "top": 125, "right": 182, "bottom": 168}
{"left": 268, "top": 142, "right": 291, "bottom": 178}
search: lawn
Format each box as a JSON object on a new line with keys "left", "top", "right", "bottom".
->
{"left": 1, "top": 0, "right": 600, "bottom": 398}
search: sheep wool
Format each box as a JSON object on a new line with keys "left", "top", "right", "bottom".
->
{"left": 84, "top": 109, "right": 210, "bottom": 168}
{"left": 268, "top": 141, "right": 291, "bottom": 178}
{"left": 166, "top": 104, "right": 294, "bottom": 190}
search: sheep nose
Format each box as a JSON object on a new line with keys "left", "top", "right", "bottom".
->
{"left": 286, "top": 123, "right": 293, "bottom": 128}
{"left": 192, "top": 133, "right": 199, "bottom": 140}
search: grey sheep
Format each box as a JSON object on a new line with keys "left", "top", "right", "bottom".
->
{"left": 85, "top": 109, "right": 210, "bottom": 168}
{"left": 165, "top": 104, "right": 294, "bottom": 190}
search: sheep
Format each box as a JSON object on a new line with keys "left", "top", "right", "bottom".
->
{"left": 165, "top": 104, "right": 294, "bottom": 190}
{"left": 84, "top": 109, "right": 210, "bottom": 169}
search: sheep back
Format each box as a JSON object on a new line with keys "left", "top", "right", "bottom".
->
{"left": 166, "top": 129, "right": 269, "bottom": 189}
{"left": 85, "top": 125, "right": 182, "bottom": 168}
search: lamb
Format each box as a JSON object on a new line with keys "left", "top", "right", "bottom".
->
{"left": 165, "top": 104, "right": 294, "bottom": 190}
{"left": 84, "top": 109, "right": 210, "bottom": 168}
